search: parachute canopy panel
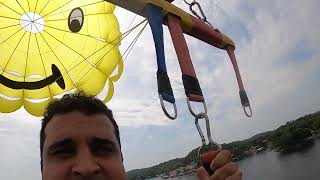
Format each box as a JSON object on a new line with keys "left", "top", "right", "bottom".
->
{"left": 0, "top": 0, "right": 123, "bottom": 116}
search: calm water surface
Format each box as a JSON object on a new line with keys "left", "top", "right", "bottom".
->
{"left": 150, "top": 140, "right": 320, "bottom": 180}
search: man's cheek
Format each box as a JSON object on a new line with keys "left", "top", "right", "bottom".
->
{"left": 101, "top": 160, "right": 126, "bottom": 176}
{"left": 43, "top": 162, "right": 70, "bottom": 180}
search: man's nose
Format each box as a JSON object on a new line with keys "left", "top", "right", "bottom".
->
{"left": 72, "top": 147, "right": 101, "bottom": 176}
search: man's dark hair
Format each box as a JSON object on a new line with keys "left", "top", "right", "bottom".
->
{"left": 40, "top": 93, "right": 121, "bottom": 170}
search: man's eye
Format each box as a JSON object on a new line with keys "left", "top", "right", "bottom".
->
{"left": 49, "top": 147, "right": 74, "bottom": 157}
{"left": 92, "top": 145, "right": 115, "bottom": 155}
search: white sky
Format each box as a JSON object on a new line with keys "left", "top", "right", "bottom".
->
{"left": 0, "top": 0, "right": 320, "bottom": 179}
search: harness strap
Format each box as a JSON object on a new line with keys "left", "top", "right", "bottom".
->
{"left": 226, "top": 46, "right": 252, "bottom": 117}
{"left": 167, "top": 14, "right": 204, "bottom": 102}
{"left": 144, "top": 4, "right": 175, "bottom": 104}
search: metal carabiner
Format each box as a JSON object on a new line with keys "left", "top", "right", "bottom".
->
{"left": 195, "top": 113, "right": 222, "bottom": 167}
{"left": 195, "top": 113, "right": 222, "bottom": 149}
{"left": 183, "top": 0, "right": 196, "bottom": 6}
{"left": 189, "top": 1, "right": 207, "bottom": 21}
{"left": 187, "top": 97, "right": 207, "bottom": 117}
{"left": 184, "top": 0, "right": 213, "bottom": 27}
{"left": 159, "top": 94, "right": 177, "bottom": 120}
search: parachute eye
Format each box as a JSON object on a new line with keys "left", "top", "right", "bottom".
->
{"left": 68, "top": 8, "right": 84, "bottom": 33}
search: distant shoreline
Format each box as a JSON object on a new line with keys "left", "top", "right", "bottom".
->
{"left": 127, "top": 111, "right": 320, "bottom": 180}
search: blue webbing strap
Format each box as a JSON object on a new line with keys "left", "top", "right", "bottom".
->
{"left": 144, "top": 4, "right": 175, "bottom": 103}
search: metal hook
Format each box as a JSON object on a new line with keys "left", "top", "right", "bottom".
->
{"left": 184, "top": 0, "right": 213, "bottom": 27}
{"left": 187, "top": 97, "right": 207, "bottom": 117}
{"left": 190, "top": 2, "right": 206, "bottom": 20}
{"left": 159, "top": 94, "right": 177, "bottom": 120}
{"left": 194, "top": 113, "right": 222, "bottom": 166}
{"left": 195, "top": 113, "right": 222, "bottom": 148}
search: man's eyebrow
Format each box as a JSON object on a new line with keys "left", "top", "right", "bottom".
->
{"left": 91, "top": 137, "right": 117, "bottom": 147}
{"left": 48, "top": 138, "right": 75, "bottom": 151}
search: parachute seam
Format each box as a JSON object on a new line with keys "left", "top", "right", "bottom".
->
{"left": 35, "top": 33, "right": 53, "bottom": 98}
{"left": 22, "top": 32, "right": 32, "bottom": 101}
{"left": 0, "top": 30, "right": 27, "bottom": 78}
{"left": 44, "top": 0, "right": 105, "bottom": 20}
{"left": 0, "top": 2, "right": 22, "bottom": 16}
{"left": 36, "top": 27, "right": 80, "bottom": 90}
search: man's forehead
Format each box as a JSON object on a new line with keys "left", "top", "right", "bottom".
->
{"left": 44, "top": 111, "right": 115, "bottom": 141}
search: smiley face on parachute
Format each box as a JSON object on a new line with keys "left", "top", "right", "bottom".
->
{"left": 0, "top": 0, "right": 123, "bottom": 116}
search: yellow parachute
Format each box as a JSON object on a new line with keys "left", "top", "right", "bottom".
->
{"left": 0, "top": 0, "right": 123, "bottom": 116}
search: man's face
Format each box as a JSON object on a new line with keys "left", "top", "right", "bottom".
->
{"left": 42, "top": 111, "right": 127, "bottom": 180}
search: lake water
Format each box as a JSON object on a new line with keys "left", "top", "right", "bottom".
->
{"left": 150, "top": 140, "right": 320, "bottom": 180}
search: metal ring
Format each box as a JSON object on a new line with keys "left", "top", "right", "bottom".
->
{"left": 159, "top": 95, "right": 177, "bottom": 120}
{"left": 243, "top": 105, "right": 252, "bottom": 117}
{"left": 187, "top": 97, "right": 207, "bottom": 117}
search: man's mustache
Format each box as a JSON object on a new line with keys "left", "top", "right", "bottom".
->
{"left": 72, "top": 175, "right": 108, "bottom": 180}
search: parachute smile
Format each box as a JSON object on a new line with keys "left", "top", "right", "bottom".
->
{"left": 0, "top": 64, "right": 65, "bottom": 90}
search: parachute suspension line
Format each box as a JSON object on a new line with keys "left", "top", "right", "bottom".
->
{"left": 126, "top": 14, "right": 138, "bottom": 31}
{"left": 123, "top": 19, "right": 149, "bottom": 58}
{"left": 58, "top": 19, "right": 148, "bottom": 80}
{"left": 69, "top": 19, "right": 148, "bottom": 84}
{"left": 40, "top": 28, "right": 111, "bottom": 77}
{"left": 122, "top": 21, "right": 148, "bottom": 61}
{"left": 97, "top": 20, "right": 148, "bottom": 103}
{"left": 145, "top": 4, "right": 177, "bottom": 120}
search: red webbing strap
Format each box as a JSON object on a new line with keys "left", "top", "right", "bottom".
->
{"left": 226, "top": 46, "right": 245, "bottom": 91}
{"left": 167, "top": 14, "right": 196, "bottom": 76}
{"left": 167, "top": 14, "right": 204, "bottom": 102}
{"left": 226, "top": 46, "right": 252, "bottom": 117}
{"left": 187, "top": 16, "right": 225, "bottom": 49}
